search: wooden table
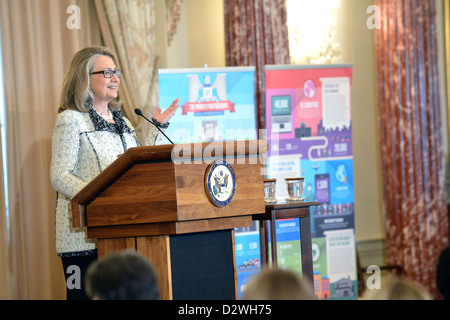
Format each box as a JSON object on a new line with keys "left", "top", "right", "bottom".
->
{"left": 252, "top": 201, "right": 319, "bottom": 282}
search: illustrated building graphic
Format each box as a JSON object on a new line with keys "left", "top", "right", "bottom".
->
{"left": 313, "top": 271, "right": 330, "bottom": 299}
{"left": 333, "top": 275, "right": 355, "bottom": 298}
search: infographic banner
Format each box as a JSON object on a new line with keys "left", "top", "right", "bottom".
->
{"left": 158, "top": 67, "right": 257, "bottom": 144}
{"left": 265, "top": 64, "right": 357, "bottom": 300}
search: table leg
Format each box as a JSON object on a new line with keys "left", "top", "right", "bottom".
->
{"left": 258, "top": 219, "right": 267, "bottom": 268}
{"left": 299, "top": 215, "right": 313, "bottom": 282}
{"left": 270, "top": 210, "right": 278, "bottom": 267}
{"left": 263, "top": 221, "right": 270, "bottom": 266}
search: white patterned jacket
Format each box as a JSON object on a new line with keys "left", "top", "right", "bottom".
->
{"left": 50, "top": 108, "right": 166, "bottom": 256}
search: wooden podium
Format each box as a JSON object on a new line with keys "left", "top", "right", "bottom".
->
{"left": 71, "top": 140, "right": 268, "bottom": 300}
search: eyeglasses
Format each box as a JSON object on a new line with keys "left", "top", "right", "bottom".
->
{"left": 90, "top": 68, "right": 122, "bottom": 78}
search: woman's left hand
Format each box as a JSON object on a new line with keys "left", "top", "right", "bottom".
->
{"left": 153, "top": 98, "right": 180, "bottom": 124}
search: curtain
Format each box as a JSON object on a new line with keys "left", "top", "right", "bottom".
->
{"left": 94, "top": 0, "right": 158, "bottom": 142}
{"left": 0, "top": 0, "right": 101, "bottom": 299}
{"left": 224, "top": 0, "right": 290, "bottom": 130}
{"left": 0, "top": 147, "right": 10, "bottom": 299}
{"left": 165, "top": 0, "right": 183, "bottom": 46}
{"left": 375, "top": 0, "right": 449, "bottom": 299}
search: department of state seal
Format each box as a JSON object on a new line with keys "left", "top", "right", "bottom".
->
{"left": 204, "top": 160, "right": 236, "bottom": 207}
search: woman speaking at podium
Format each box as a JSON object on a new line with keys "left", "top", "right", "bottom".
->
{"left": 50, "top": 46, "right": 179, "bottom": 299}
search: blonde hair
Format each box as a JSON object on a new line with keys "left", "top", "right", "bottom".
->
{"left": 361, "top": 275, "right": 432, "bottom": 300}
{"left": 58, "top": 46, "right": 122, "bottom": 113}
{"left": 242, "top": 268, "right": 315, "bottom": 300}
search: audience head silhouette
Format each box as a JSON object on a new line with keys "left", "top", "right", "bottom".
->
{"left": 242, "top": 268, "right": 315, "bottom": 300}
{"left": 85, "top": 250, "right": 159, "bottom": 300}
{"left": 436, "top": 246, "right": 450, "bottom": 300}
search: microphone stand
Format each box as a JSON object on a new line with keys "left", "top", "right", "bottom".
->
{"left": 134, "top": 108, "right": 174, "bottom": 145}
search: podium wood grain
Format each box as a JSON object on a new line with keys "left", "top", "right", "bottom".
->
{"left": 97, "top": 236, "right": 173, "bottom": 300}
{"left": 136, "top": 236, "right": 172, "bottom": 300}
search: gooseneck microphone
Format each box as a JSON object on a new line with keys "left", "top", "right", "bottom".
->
{"left": 134, "top": 108, "right": 174, "bottom": 145}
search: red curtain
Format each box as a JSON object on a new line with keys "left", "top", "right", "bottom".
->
{"left": 224, "top": 0, "right": 290, "bottom": 130}
{"left": 375, "top": 0, "right": 449, "bottom": 298}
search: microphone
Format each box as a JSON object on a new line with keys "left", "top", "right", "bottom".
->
{"left": 134, "top": 108, "right": 174, "bottom": 145}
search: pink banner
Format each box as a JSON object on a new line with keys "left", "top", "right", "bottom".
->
{"left": 181, "top": 101, "right": 235, "bottom": 115}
